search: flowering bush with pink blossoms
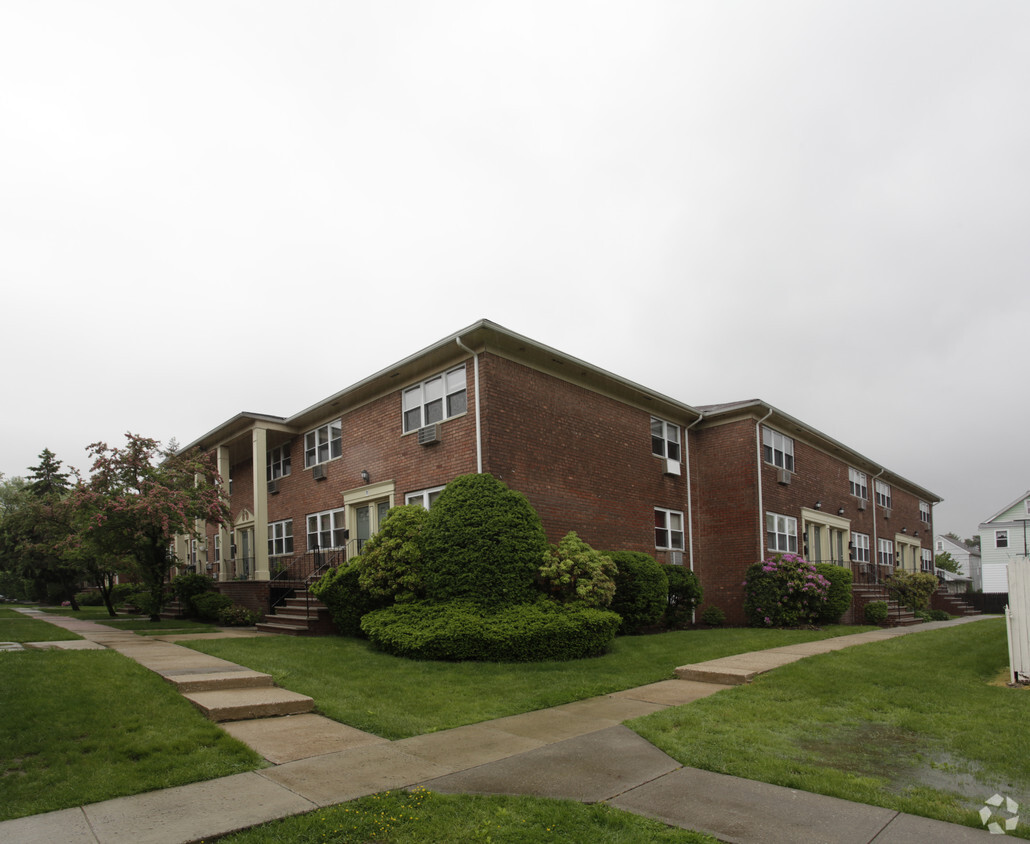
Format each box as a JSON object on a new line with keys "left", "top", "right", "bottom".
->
{"left": 742, "top": 553, "right": 831, "bottom": 627}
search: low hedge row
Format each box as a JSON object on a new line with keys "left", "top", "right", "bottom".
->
{"left": 360, "top": 598, "right": 621, "bottom": 662}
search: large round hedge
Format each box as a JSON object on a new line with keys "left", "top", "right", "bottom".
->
{"left": 420, "top": 473, "right": 548, "bottom": 607}
{"left": 607, "top": 550, "right": 668, "bottom": 634}
{"left": 814, "top": 562, "right": 853, "bottom": 624}
{"left": 360, "top": 598, "right": 621, "bottom": 661}
{"left": 310, "top": 557, "right": 391, "bottom": 637}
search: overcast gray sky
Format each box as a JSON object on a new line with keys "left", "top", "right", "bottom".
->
{"left": 2, "top": 2, "right": 1028, "bottom": 540}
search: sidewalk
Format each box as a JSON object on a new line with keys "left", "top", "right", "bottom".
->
{"left": 1, "top": 612, "right": 1000, "bottom": 844}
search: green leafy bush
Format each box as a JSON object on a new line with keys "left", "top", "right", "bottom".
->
{"left": 124, "top": 590, "right": 158, "bottom": 615}
{"left": 74, "top": 591, "right": 105, "bottom": 606}
{"left": 420, "top": 474, "right": 548, "bottom": 607}
{"left": 864, "top": 600, "right": 889, "bottom": 624}
{"left": 928, "top": 608, "right": 951, "bottom": 621}
{"left": 110, "top": 583, "right": 137, "bottom": 604}
{"left": 311, "top": 559, "right": 390, "bottom": 637}
{"left": 663, "top": 565, "right": 703, "bottom": 628}
{"left": 361, "top": 598, "right": 620, "bottom": 662}
{"left": 171, "top": 573, "right": 216, "bottom": 615}
{"left": 356, "top": 504, "right": 429, "bottom": 603}
{"left": 216, "top": 604, "right": 262, "bottom": 626}
{"left": 192, "top": 591, "right": 233, "bottom": 621}
{"left": 743, "top": 554, "right": 830, "bottom": 627}
{"left": 885, "top": 570, "right": 938, "bottom": 612}
{"left": 700, "top": 605, "right": 726, "bottom": 627}
{"left": 814, "top": 563, "right": 853, "bottom": 624}
{"left": 538, "top": 532, "right": 617, "bottom": 608}
{"left": 606, "top": 551, "right": 668, "bottom": 634}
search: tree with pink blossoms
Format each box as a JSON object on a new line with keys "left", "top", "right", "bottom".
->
{"left": 73, "top": 434, "right": 230, "bottom": 622}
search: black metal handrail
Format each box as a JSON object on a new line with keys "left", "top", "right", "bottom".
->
{"left": 269, "top": 548, "right": 344, "bottom": 614}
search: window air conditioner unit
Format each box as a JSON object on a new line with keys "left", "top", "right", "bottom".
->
{"left": 418, "top": 424, "right": 441, "bottom": 446}
{"left": 883, "top": 508, "right": 891, "bottom": 520}
{"left": 267, "top": 479, "right": 279, "bottom": 495}
{"left": 312, "top": 464, "right": 327, "bottom": 481}
{"left": 776, "top": 468, "right": 791, "bottom": 485}
{"left": 857, "top": 500, "right": 866, "bottom": 511}
{"left": 664, "top": 458, "right": 681, "bottom": 476}
{"left": 669, "top": 551, "right": 684, "bottom": 566}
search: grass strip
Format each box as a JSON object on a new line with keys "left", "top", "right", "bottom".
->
{"left": 0, "top": 610, "right": 82, "bottom": 642}
{"left": 629, "top": 620, "right": 1030, "bottom": 838}
{"left": 217, "top": 788, "right": 719, "bottom": 843}
{"left": 0, "top": 649, "right": 264, "bottom": 821}
{"left": 186, "top": 625, "right": 871, "bottom": 739}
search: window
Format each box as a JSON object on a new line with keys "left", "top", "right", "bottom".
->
{"left": 936, "top": 540, "right": 943, "bottom": 551}
{"left": 403, "top": 365, "right": 467, "bottom": 433}
{"left": 1025, "top": 499, "right": 1030, "bottom": 516}
{"left": 189, "top": 539, "right": 197, "bottom": 566}
{"left": 651, "top": 417, "right": 681, "bottom": 462}
{"left": 878, "top": 538, "right": 894, "bottom": 567}
{"left": 766, "top": 512, "right": 798, "bottom": 553}
{"left": 919, "top": 501, "right": 930, "bottom": 523}
{"left": 996, "top": 530, "right": 1008, "bottom": 549}
{"left": 875, "top": 480, "right": 892, "bottom": 509}
{"left": 762, "top": 427, "right": 794, "bottom": 472}
{"left": 307, "top": 509, "right": 346, "bottom": 550}
{"left": 214, "top": 535, "right": 221, "bottom": 562}
{"left": 852, "top": 532, "right": 870, "bottom": 563}
{"left": 921, "top": 549, "right": 933, "bottom": 572}
{"left": 849, "top": 468, "right": 868, "bottom": 500}
{"left": 406, "top": 487, "right": 445, "bottom": 509}
{"left": 654, "top": 508, "right": 684, "bottom": 550}
{"left": 267, "top": 444, "right": 292, "bottom": 481}
{"left": 305, "top": 420, "right": 342, "bottom": 468}
{"left": 268, "top": 519, "right": 294, "bottom": 557}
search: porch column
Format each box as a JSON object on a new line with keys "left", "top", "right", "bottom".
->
{"left": 252, "top": 428, "right": 270, "bottom": 581}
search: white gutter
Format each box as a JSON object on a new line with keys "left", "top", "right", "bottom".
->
{"left": 755, "top": 409, "right": 774, "bottom": 559}
{"left": 685, "top": 413, "right": 705, "bottom": 573}
{"left": 456, "top": 336, "right": 483, "bottom": 473}
{"left": 871, "top": 468, "right": 884, "bottom": 583}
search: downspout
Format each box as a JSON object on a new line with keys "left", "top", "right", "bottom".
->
{"left": 456, "top": 336, "right": 483, "bottom": 474}
{"left": 871, "top": 468, "right": 884, "bottom": 585}
{"left": 755, "top": 408, "right": 774, "bottom": 561}
{"left": 685, "top": 413, "right": 705, "bottom": 574}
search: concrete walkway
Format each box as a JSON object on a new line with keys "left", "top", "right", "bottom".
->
{"left": 1, "top": 611, "right": 1001, "bottom": 843}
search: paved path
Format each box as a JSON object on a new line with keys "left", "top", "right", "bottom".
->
{"left": 0, "top": 611, "right": 1001, "bottom": 843}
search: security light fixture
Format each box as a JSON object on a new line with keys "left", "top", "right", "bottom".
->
{"left": 837, "top": 507, "right": 845, "bottom": 516}
{"left": 361, "top": 469, "right": 370, "bottom": 484}
{"left": 814, "top": 500, "right": 821, "bottom": 510}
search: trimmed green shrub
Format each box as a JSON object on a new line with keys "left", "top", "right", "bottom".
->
{"left": 110, "top": 583, "right": 137, "bottom": 604}
{"left": 700, "top": 605, "right": 726, "bottom": 627}
{"left": 361, "top": 598, "right": 620, "bottom": 662}
{"left": 192, "top": 591, "right": 233, "bottom": 622}
{"left": 538, "top": 532, "right": 617, "bottom": 608}
{"left": 311, "top": 558, "right": 391, "bottom": 637}
{"left": 607, "top": 551, "right": 668, "bottom": 634}
{"left": 421, "top": 474, "right": 549, "bottom": 607}
{"left": 171, "top": 572, "right": 216, "bottom": 615}
{"left": 74, "top": 591, "right": 105, "bottom": 606}
{"left": 928, "top": 608, "right": 951, "bottom": 621}
{"left": 663, "top": 565, "right": 703, "bottom": 628}
{"left": 125, "top": 590, "right": 158, "bottom": 615}
{"left": 217, "top": 604, "right": 262, "bottom": 626}
{"left": 864, "top": 600, "right": 889, "bottom": 624}
{"left": 814, "top": 563, "right": 853, "bottom": 624}
{"left": 743, "top": 554, "right": 830, "bottom": 627}
{"left": 356, "top": 504, "right": 429, "bottom": 603}
{"left": 885, "top": 570, "right": 938, "bottom": 612}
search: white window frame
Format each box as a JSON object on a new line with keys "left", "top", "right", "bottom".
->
{"left": 267, "top": 444, "right": 292, "bottom": 481}
{"left": 766, "top": 512, "right": 798, "bottom": 554}
{"left": 650, "top": 417, "right": 681, "bottom": 462}
{"left": 921, "top": 548, "right": 933, "bottom": 572}
{"left": 852, "top": 532, "right": 870, "bottom": 563}
{"left": 406, "top": 486, "right": 445, "bottom": 509}
{"left": 307, "top": 508, "right": 346, "bottom": 551}
{"left": 268, "top": 519, "right": 294, "bottom": 557}
{"left": 919, "top": 501, "right": 930, "bottom": 523}
{"left": 878, "top": 538, "right": 894, "bottom": 567}
{"left": 849, "top": 468, "right": 868, "bottom": 500}
{"left": 402, "top": 365, "right": 467, "bottom": 433}
{"left": 305, "top": 420, "right": 342, "bottom": 468}
{"left": 875, "top": 480, "right": 892, "bottom": 509}
{"left": 996, "top": 529, "right": 1008, "bottom": 549}
{"left": 214, "top": 535, "right": 221, "bottom": 562}
{"left": 762, "top": 427, "right": 795, "bottom": 472}
{"left": 654, "top": 507, "right": 685, "bottom": 551}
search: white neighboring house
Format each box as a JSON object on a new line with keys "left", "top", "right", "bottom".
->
{"left": 977, "top": 491, "right": 1030, "bottom": 593}
{"left": 934, "top": 534, "right": 981, "bottom": 593}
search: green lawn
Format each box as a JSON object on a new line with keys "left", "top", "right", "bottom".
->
{"left": 217, "top": 789, "right": 718, "bottom": 843}
{"left": 0, "top": 608, "right": 82, "bottom": 642}
{"left": 0, "top": 649, "right": 264, "bottom": 821}
{"left": 186, "top": 625, "right": 872, "bottom": 739}
{"left": 37, "top": 606, "right": 220, "bottom": 635}
{"left": 629, "top": 619, "right": 1030, "bottom": 838}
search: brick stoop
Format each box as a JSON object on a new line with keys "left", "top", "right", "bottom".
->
{"left": 931, "top": 587, "right": 982, "bottom": 617}
{"left": 256, "top": 591, "right": 335, "bottom": 636}
{"left": 160, "top": 599, "right": 187, "bottom": 620}
{"left": 852, "top": 585, "right": 924, "bottom": 627}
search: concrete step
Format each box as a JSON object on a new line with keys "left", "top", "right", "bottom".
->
{"left": 182, "top": 687, "right": 314, "bottom": 722}
{"left": 255, "top": 621, "right": 310, "bottom": 636}
{"left": 165, "top": 670, "right": 275, "bottom": 694}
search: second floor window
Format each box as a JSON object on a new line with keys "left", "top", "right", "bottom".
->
{"left": 849, "top": 468, "right": 868, "bottom": 499}
{"left": 403, "top": 365, "right": 467, "bottom": 433}
{"left": 919, "top": 501, "right": 930, "bottom": 523}
{"left": 997, "top": 530, "right": 1008, "bottom": 549}
{"left": 875, "top": 480, "right": 892, "bottom": 509}
{"left": 651, "top": 418, "right": 681, "bottom": 461}
{"left": 762, "top": 427, "right": 794, "bottom": 472}
{"left": 921, "top": 549, "right": 933, "bottom": 572}
{"left": 305, "top": 420, "right": 342, "bottom": 468}
{"left": 267, "top": 444, "right": 292, "bottom": 481}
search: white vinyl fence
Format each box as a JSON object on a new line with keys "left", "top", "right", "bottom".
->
{"left": 1005, "top": 556, "right": 1030, "bottom": 684}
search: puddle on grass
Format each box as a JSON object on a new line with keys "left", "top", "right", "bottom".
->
{"left": 799, "top": 724, "right": 1027, "bottom": 812}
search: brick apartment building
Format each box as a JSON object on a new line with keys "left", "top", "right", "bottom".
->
{"left": 174, "top": 319, "right": 939, "bottom": 625}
